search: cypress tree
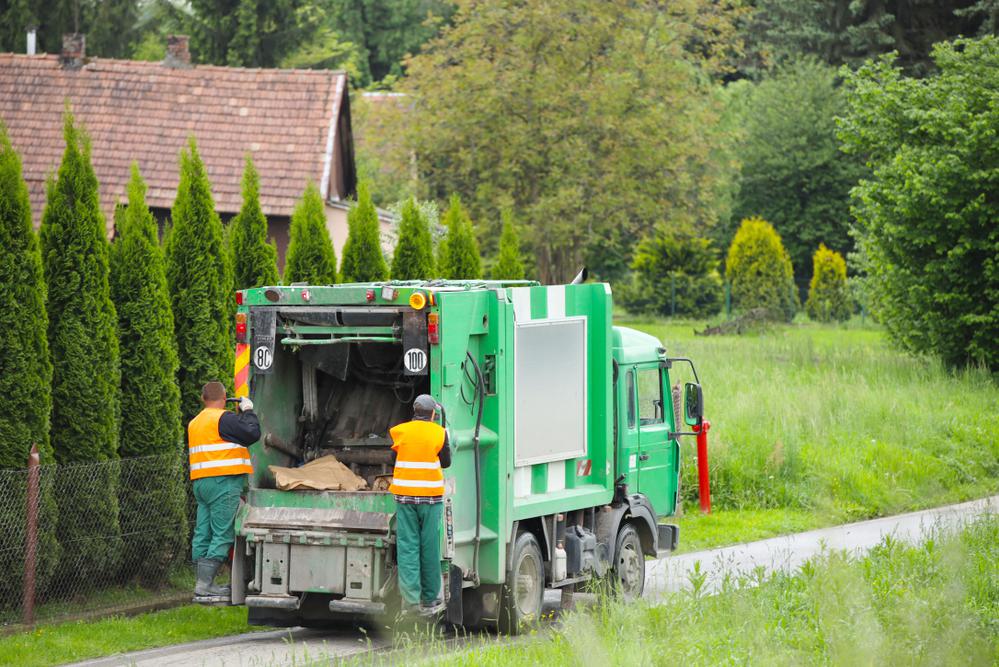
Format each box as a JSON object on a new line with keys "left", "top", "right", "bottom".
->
{"left": 166, "top": 139, "right": 234, "bottom": 424}
{"left": 391, "top": 198, "right": 434, "bottom": 280}
{"left": 229, "top": 156, "right": 279, "bottom": 289}
{"left": 0, "top": 123, "right": 60, "bottom": 600}
{"left": 285, "top": 182, "right": 338, "bottom": 284}
{"left": 438, "top": 195, "right": 482, "bottom": 280}
{"left": 491, "top": 210, "right": 525, "bottom": 280}
{"left": 340, "top": 182, "right": 388, "bottom": 283}
{"left": 110, "top": 165, "right": 187, "bottom": 583}
{"left": 39, "top": 112, "right": 122, "bottom": 586}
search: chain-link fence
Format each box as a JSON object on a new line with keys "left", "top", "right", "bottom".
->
{"left": 0, "top": 450, "right": 193, "bottom": 628}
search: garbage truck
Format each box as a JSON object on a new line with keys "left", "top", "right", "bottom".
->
{"left": 229, "top": 279, "right": 704, "bottom": 632}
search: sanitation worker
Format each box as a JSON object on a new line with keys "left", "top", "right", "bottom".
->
{"left": 188, "top": 381, "right": 260, "bottom": 602}
{"left": 389, "top": 394, "right": 451, "bottom": 616}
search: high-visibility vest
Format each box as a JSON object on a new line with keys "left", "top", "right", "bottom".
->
{"left": 388, "top": 420, "right": 446, "bottom": 497}
{"left": 188, "top": 408, "right": 253, "bottom": 480}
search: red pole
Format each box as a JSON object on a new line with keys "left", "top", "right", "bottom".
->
{"left": 693, "top": 421, "right": 711, "bottom": 514}
{"left": 23, "top": 443, "right": 40, "bottom": 626}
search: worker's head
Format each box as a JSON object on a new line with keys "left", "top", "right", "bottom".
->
{"left": 201, "top": 381, "right": 227, "bottom": 408}
{"left": 413, "top": 394, "right": 437, "bottom": 422}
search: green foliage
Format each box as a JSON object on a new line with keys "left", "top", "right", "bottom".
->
{"left": 340, "top": 181, "right": 388, "bottom": 282}
{"left": 0, "top": 0, "right": 140, "bottom": 58}
{"left": 229, "top": 157, "right": 279, "bottom": 290}
{"left": 726, "top": 60, "right": 864, "bottom": 288}
{"left": 284, "top": 182, "right": 338, "bottom": 285}
{"left": 39, "top": 112, "right": 122, "bottom": 585}
{"left": 725, "top": 217, "right": 797, "bottom": 321}
{"left": 437, "top": 195, "right": 481, "bottom": 280}
{"left": 805, "top": 244, "right": 851, "bottom": 322}
{"left": 391, "top": 198, "right": 434, "bottom": 280}
{"left": 109, "top": 165, "right": 187, "bottom": 584}
{"left": 165, "top": 138, "right": 234, "bottom": 424}
{"left": 186, "top": 0, "right": 319, "bottom": 67}
{"left": 839, "top": 37, "right": 999, "bottom": 370}
{"left": 0, "top": 124, "right": 60, "bottom": 601}
{"left": 491, "top": 210, "right": 525, "bottom": 281}
{"left": 619, "top": 229, "right": 723, "bottom": 318}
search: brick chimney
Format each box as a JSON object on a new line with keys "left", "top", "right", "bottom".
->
{"left": 164, "top": 35, "right": 191, "bottom": 68}
{"left": 60, "top": 33, "right": 85, "bottom": 68}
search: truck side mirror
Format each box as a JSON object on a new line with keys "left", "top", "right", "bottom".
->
{"left": 683, "top": 382, "right": 703, "bottom": 427}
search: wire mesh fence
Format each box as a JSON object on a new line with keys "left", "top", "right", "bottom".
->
{"left": 0, "top": 449, "right": 193, "bottom": 627}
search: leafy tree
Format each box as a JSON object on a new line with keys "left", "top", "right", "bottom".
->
{"left": 725, "top": 217, "right": 797, "bottom": 321}
{"left": 491, "top": 210, "right": 525, "bottom": 281}
{"left": 805, "top": 244, "right": 851, "bottom": 322}
{"left": 839, "top": 37, "right": 999, "bottom": 369}
{"left": 229, "top": 156, "right": 279, "bottom": 290}
{"left": 40, "top": 112, "right": 122, "bottom": 586}
{"left": 340, "top": 181, "right": 388, "bottom": 282}
{"left": 390, "top": 198, "right": 434, "bottom": 280}
{"left": 619, "top": 229, "right": 724, "bottom": 318}
{"left": 0, "top": 0, "right": 140, "bottom": 58}
{"left": 437, "top": 195, "right": 481, "bottom": 280}
{"left": 0, "top": 123, "right": 60, "bottom": 600}
{"left": 726, "top": 59, "right": 864, "bottom": 290}
{"left": 109, "top": 165, "right": 187, "bottom": 584}
{"left": 166, "top": 138, "right": 233, "bottom": 423}
{"left": 186, "top": 0, "right": 320, "bottom": 67}
{"left": 285, "top": 182, "right": 339, "bottom": 284}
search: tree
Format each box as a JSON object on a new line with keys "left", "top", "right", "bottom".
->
{"left": 402, "top": 0, "right": 742, "bottom": 283}
{"left": 0, "top": 0, "right": 140, "bottom": 58}
{"left": 166, "top": 138, "right": 233, "bottom": 423}
{"left": 437, "top": 195, "right": 481, "bottom": 280}
{"left": 185, "top": 0, "right": 320, "bottom": 67}
{"left": 285, "top": 182, "right": 338, "bottom": 285}
{"left": 340, "top": 181, "right": 388, "bottom": 282}
{"left": 39, "top": 112, "right": 122, "bottom": 586}
{"left": 0, "top": 123, "right": 60, "bottom": 600}
{"left": 390, "top": 198, "right": 434, "bottom": 280}
{"left": 229, "top": 156, "right": 279, "bottom": 290}
{"left": 725, "top": 59, "right": 865, "bottom": 290}
{"left": 839, "top": 37, "right": 999, "bottom": 369}
{"left": 109, "top": 165, "right": 187, "bottom": 584}
{"left": 725, "top": 217, "right": 797, "bottom": 320}
{"left": 805, "top": 244, "right": 851, "bottom": 322}
{"left": 491, "top": 210, "right": 526, "bottom": 281}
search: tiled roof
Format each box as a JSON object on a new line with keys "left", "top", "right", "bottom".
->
{"left": 0, "top": 54, "right": 353, "bottom": 230}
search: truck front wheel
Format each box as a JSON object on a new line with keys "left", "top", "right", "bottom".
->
{"left": 612, "top": 523, "right": 645, "bottom": 600}
{"left": 498, "top": 531, "right": 544, "bottom": 634}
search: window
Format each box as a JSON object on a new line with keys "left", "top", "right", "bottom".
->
{"left": 626, "top": 370, "right": 636, "bottom": 429}
{"left": 637, "top": 367, "right": 663, "bottom": 425}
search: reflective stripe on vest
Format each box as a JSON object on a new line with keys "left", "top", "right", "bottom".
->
{"left": 188, "top": 407, "right": 253, "bottom": 480}
{"left": 388, "top": 419, "right": 446, "bottom": 497}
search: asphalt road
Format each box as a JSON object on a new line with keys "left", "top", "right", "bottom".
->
{"left": 74, "top": 494, "right": 998, "bottom": 667}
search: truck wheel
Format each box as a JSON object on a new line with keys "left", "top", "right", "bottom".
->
{"left": 498, "top": 531, "right": 544, "bottom": 634}
{"left": 612, "top": 523, "right": 645, "bottom": 600}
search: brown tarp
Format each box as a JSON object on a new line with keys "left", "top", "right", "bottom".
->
{"left": 269, "top": 455, "right": 368, "bottom": 492}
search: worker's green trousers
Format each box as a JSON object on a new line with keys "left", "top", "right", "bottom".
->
{"left": 395, "top": 501, "right": 444, "bottom": 606}
{"left": 192, "top": 474, "right": 245, "bottom": 561}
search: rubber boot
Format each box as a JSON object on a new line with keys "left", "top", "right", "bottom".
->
{"left": 194, "top": 559, "right": 230, "bottom": 599}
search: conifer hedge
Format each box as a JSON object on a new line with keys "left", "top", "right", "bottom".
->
{"left": 340, "top": 182, "right": 388, "bottom": 282}
{"left": 391, "top": 198, "right": 434, "bottom": 280}
{"left": 40, "top": 113, "right": 122, "bottom": 585}
{"left": 491, "top": 210, "right": 525, "bottom": 280}
{"left": 229, "top": 156, "right": 279, "bottom": 289}
{"left": 0, "top": 124, "right": 60, "bottom": 599}
{"left": 725, "top": 217, "right": 797, "bottom": 321}
{"left": 110, "top": 166, "right": 187, "bottom": 583}
{"left": 805, "top": 244, "right": 851, "bottom": 322}
{"left": 285, "top": 182, "right": 338, "bottom": 285}
{"left": 438, "top": 195, "right": 481, "bottom": 280}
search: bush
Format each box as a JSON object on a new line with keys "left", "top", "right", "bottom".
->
{"left": 491, "top": 210, "right": 526, "bottom": 280}
{"left": 725, "top": 217, "right": 797, "bottom": 321}
{"left": 229, "top": 156, "right": 279, "bottom": 290}
{"left": 285, "top": 182, "right": 338, "bottom": 285}
{"left": 805, "top": 244, "right": 851, "bottom": 322}
{"left": 340, "top": 181, "right": 388, "bottom": 282}
{"left": 620, "top": 228, "right": 723, "bottom": 318}
{"left": 391, "top": 198, "right": 434, "bottom": 280}
{"left": 437, "top": 195, "right": 482, "bottom": 280}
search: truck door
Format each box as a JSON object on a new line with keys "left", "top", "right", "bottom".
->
{"left": 635, "top": 363, "right": 671, "bottom": 516}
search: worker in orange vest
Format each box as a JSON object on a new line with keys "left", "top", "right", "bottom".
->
{"left": 389, "top": 394, "right": 451, "bottom": 616}
{"left": 188, "top": 381, "right": 260, "bottom": 602}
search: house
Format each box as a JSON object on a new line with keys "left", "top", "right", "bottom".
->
{"left": 0, "top": 33, "right": 395, "bottom": 267}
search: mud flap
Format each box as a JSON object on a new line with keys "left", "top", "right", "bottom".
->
{"left": 446, "top": 565, "right": 463, "bottom": 625}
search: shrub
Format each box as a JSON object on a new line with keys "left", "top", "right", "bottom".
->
{"left": 437, "top": 195, "right": 481, "bottom": 280}
{"left": 391, "top": 197, "right": 434, "bottom": 280}
{"left": 725, "top": 217, "right": 797, "bottom": 321}
{"left": 805, "top": 244, "right": 851, "bottom": 322}
{"left": 229, "top": 156, "right": 279, "bottom": 290}
{"left": 340, "top": 181, "right": 388, "bottom": 282}
{"left": 491, "top": 210, "right": 526, "bottom": 280}
{"left": 285, "top": 182, "right": 338, "bottom": 285}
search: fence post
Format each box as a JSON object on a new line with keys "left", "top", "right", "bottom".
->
{"left": 725, "top": 282, "right": 731, "bottom": 320}
{"left": 670, "top": 274, "right": 676, "bottom": 318}
{"left": 23, "top": 443, "right": 40, "bottom": 626}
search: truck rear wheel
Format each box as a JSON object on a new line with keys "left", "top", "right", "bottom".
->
{"left": 612, "top": 523, "right": 645, "bottom": 600}
{"left": 498, "top": 531, "right": 544, "bottom": 634}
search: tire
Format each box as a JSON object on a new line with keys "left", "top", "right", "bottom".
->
{"left": 498, "top": 531, "right": 545, "bottom": 634}
{"left": 612, "top": 523, "right": 645, "bottom": 600}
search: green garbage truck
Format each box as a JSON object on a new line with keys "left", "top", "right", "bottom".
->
{"left": 230, "top": 279, "right": 704, "bottom": 631}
